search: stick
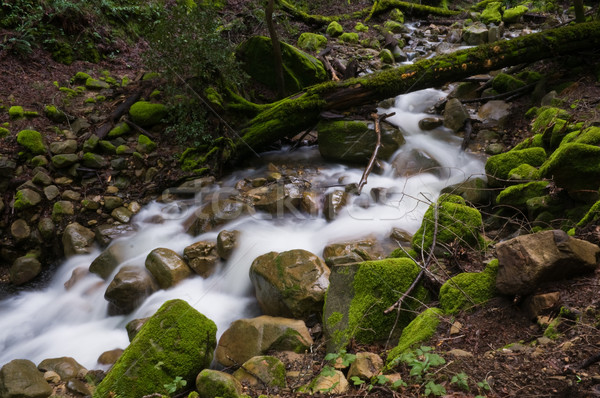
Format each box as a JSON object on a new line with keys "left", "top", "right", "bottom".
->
{"left": 357, "top": 112, "right": 395, "bottom": 195}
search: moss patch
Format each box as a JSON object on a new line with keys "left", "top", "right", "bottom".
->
{"left": 492, "top": 73, "right": 526, "bottom": 93}
{"left": 481, "top": 1, "right": 503, "bottom": 24}
{"left": 17, "top": 130, "right": 46, "bottom": 155}
{"left": 297, "top": 32, "right": 327, "bottom": 52}
{"left": 503, "top": 5, "right": 528, "bottom": 23}
{"left": 326, "top": 21, "right": 343, "bottom": 37}
{"left": 540, "top": 143, "right": 600, "bottom": 195}
{"left": 485, "top": 147, "right": 547, "bottom": 187}
{"left": 386, "top": 307, "right": 443, "bottom": 363}
{"left": 439, "top": 260, "right": 499, "bottom": 314}
{"left": 129, "top": 101, "right": 168, "bottom": 127}
{"left": 496, "top": 181, "right": 549, "bottom": 210}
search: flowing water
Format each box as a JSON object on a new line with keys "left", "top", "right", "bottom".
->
{"left": 0, "top": 88, "right": 485, "bottom": 369}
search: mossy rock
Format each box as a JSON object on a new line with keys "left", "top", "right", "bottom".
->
{"left": 137, "top": 134, "right": 157, "bottom": 154}
{"left": 531, "top": 107, "right": 571, "bottom": 136}
{"left": 129, "top": 101, "right": 168, "bottom": 127}
{"left": 503, "top": 5, "right": 528, "bottom": 23}
{"left": 95, "top": 299, "right": 217, "bottom": 398}
{"left": 297, "top": 32, "right": 327, "bottom": 52}
{"left": 9, "top": 106, "right": 24, "bottom": 120}
{"left": 384, "top": 20, "right": 406, "bottom": 34}
{"left": 13, "top": 189, "right": 42, "bottom": 210}
{"left": 577, "top": 200, "right": 600, "bottom": 227}
{"left": 0, "top": 127, "right": 9, "bottom": 138}
{"left": 412, "top": 194, "right": 485, "bottom": 255}
{"left": 386, "top": 307, "right": 443, "bottom": 363}
{"left": 485, "top": 147, "right": 547, "bottom": 187}
{"left": 326, "top": 21, "right": 343, "bottom": 37}
{"left": 44, "top": 105, "right": 68, "bottom": 123}
{"left": 507, "top": 163, "right": 541, "bottom": 181}
{"left": 82, "top": 152, "right": 108, "bottom": 169}
{"left": 85, "top": 78, "right": 109, "bottom": 90}
{"left": 17, "top": 130, "right": 46, "bottom": 155}
{"left": 492, "top": 73, "right": 526, "bottom": 94}
{"left": 512, "top": 134, "right": 544, "bottom": 151}
{"left": 496, "top": 181, "right": 549, "bottom": 210}
{"left": 354, "top": 22, "right": 369, "bottom": 32}
{"left": 439, "top": 260, "right": 498, "bottom": 314}
{"left": 233, "top": 356, "right": 287, "bottom": 388}
{"left": 107, "top": 122, "right": 131, "bottom": 138}
{"left": 389, "top": 8, "right": 405, "bottom": 23}
{"left": 379, "top": 48, "right": 395, "bottom": 64}
{"left": 72, "top": 71, "right": 91, "bottom": 82}
{"left": 196, "top": 369, "right": 242, "bottom": 398}
{"left": 339, "top": 32, "right": 359, "bottom": 44}
{"left": 236, "top": 36, "right": 327, "bottom": 94}
{"left": 388, "top": 247, "right": 418, "bottom": 259}
{"left": 323, "top": 258, "right": 428, "bottom": 352}
{"left": 481, "top": 1, "right": 503, "bottom": 24}
{"left": 572, "top": 126, "right": 600, "bottom": 146}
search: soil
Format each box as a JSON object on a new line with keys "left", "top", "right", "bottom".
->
{"left": 2, "top": 1, "right": 600, "bottom": 397}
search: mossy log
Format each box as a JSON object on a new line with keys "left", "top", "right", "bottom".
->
{"left": 236, "top": 22, "right": 600, "bottom": 158}
{"left": 276, "top": 0, "right": 459, "bottom": 25}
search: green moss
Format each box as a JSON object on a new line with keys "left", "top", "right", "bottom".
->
{"left": 108, "top": 122, "right": 131, "bottom": 138}
{"left": 50, "top": 41, "right": 74, "bottom": 64}
{"left": 195, "top": 369, "right": 241, "bottom": 398}
{"left": 572, "top": 126, "right": 600, "bottom": 146}
{"left": 389, "top": 8, "right": 405, "bottom": 23}
{"left": 13, "top": 190, "right": 40, "bottom": 210}
{"left": 386, "top": 307, "right": 443, "bottom": 363}
{"left": 116, "top": 144, "right": 130, "bottom": 155}
{"left": 23, "top": 110, "right": 38, "bottom": 117}
{"left": 481, "top": 2, "right": 503, "bottom": 24}
{"left": 577, "top": 200, "right": 600, "bottom": 227}
{"left": 388, "top": 248, "right": 418, "bottom": 259}
{"left": 326, "top": 21, "right": 343, "bottom": 37}
{"left": 73, "top": 72, "right": 92, "bottom": 82}
{"left": 94, "top": 299, "right": 217, "bottom": 398}
{"left": 496, "top": 181, "right": 549, "bottom": 209}
{"left": 8, "top": 106, "right": 24, "bottom": 120}
{"left": 297, "top": 32, "right": 328, "bottom": 52}
{"left": 204, "top": 87, "right": 223, "bottom": 108}
{"left": 503, "top": 5, "right": 528, "bottom": 23}
{"left": 83, "top": 135, "right": 99, "bottom": 152}
{"left": 439, "top": 260, "right": 498, "bottom": 314}
{"left": 17, "top": 130, "right": 46, "bottom": 155}
{"left": 543, "top": 317, "right": 561, "bottom": 339}
{"left": 45, "top": 105, "right": 68, "bottom": 123}
{"left": 531, "top": 107, "right": 571, "bottom": 136}
{"left": 129, "top": 101, "right": 168, "bottom": 127}
{"left": 540, "top": 143, "right": 600, "bottom": 195}
{"left": 0, "top": 127, "right": 9, "bottom": 138}
{"left": 59, "top": 87, "right": 78, "bottom": 98}
{"left": 383, "top": 20, "right": 405, "bottom": 33}
{"left": 85, "top": 78, "right": 109, "bottom": 90}
{"left": 137, "top": 134, "right": 157, "bottom": 154}
{"left": 412, "top": 194, "right": 484, "bottom": 255}
{"left": 507, "top": 163, "right": 541, "bottom": 181}
{"left": 98, "top": 140, "right": 116, "bottom": 154}
{"left": 354, "top": 22, "right": 368, "bottom": 32}
{"left": 492, "top": 73, "right": 525, "bottom": 93}
{"left": 327, "top": 311, "right": 343, "bottom": 328}
{"left": 380, "top": 49, "right": 395, "bottom": 64}
{"left": 485, "top": 147, "right": 547, "bottom": 187}
{"left": 512, "top": 134, "right": 544, "bottom": 151}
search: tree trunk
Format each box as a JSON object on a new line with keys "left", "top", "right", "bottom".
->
{"left": 266, "top": 0, "right": 286, "bottom": 98}
{"left": 573, "top": 0, "right": 585, "bottom": 23}
{"left": 234, "top": 22, "right": 600, "bottom": 158}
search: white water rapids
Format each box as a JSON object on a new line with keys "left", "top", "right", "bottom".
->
{"left": 0, "top": 89, "right": 485, "bottom": 369}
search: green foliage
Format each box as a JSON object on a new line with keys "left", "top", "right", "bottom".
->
{"left": 451, "top": 372, "right": 469, "bottom": 391}
{"left": 164, "top": 101, "right": 214, "bottom": 147}
{"left": 164, "top": 376, "right": 187, "bottom": 395}
{"left": 390, "top": 346, "right": 447, "bottom": 396}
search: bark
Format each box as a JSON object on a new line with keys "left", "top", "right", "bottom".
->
{"left": 235, "top": 21, "right": 600, "bottom": 158}
{"left": 573, "top": 0, "right": 585, "bottom": 23}
{"left": 266, "top": 0, "right": 286, "bottom": 98}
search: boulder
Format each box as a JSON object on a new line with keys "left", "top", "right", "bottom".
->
{"left": 323, "top": 190, "right": 348, "bottom": 222}
{"left": 82, "top": 152, "right": 108, "bottom": 169}
{"left": 347, "top": 352, "right": 384, "bottom": 381}
{"left": 184, "top": 199, "right": 250, "bottom": 236}
{"left": 441, "top": 177, "right": 490, "bottom": 205}
{"left": 13, "top": 188, "right": 42, "bottom": 210}
{"left": 10, "top": 256, "right": 42, "bottom": 285}
{"left": 462, "top": 22, "right": 488, "bottom": 46}
{"left": 62, "top": 222, "right": 95, "bottom": 257}
{"left": 443, "top": 98, "right": 468, "bottom": 132}
{"left": 145, "top": 248, "right": 192, "bottom": 289}
{"left": 496, "top": 230, "right": 600, "bottom": 295}
{"left": 391, "top": 148, "right": 442, "bottom": 178}
{"left": 232, "top": 356, "right": 287, "bottom": 388}
{"left": 128, "top": 101, "right": 167, "bottom": 127}
{"left": 323, "top": 258, "right": 428, "bottom": 352}
{"left": 215, "top": 315, "right": 313, "bottom": 367}
{"left": 49, "top": 139, "right": 77, "bottom": 154}
{"left": 485, "top": 147, "right": 547, "bottom": 187}
{"left": 522, "top": 292, "right": 560, "bottom": 319}
{"left": 95, "top": 223, "right": 136, "bottom": 247}
{"left": 305, "top": 369, "right": 349, "bottom": 394}
{"left": 11, "top": 219, "right": 30, "bottom": 241}
{"left": 317, "top": 120, "right": 405, "bottom": 165}
{"left": 183, "top": 241, "right": 219, "bottom": 278}
{"left": 216, "top": 230, "right": 239, "bottom": 260}
{"left": 495, "top": 181, "right": 549, "bottom": 210}
{"left": 478, "top": 100, "right": 511, "bottom": 128}
{"left": 0, "top": 359, "right": 52, "bottom": 398}
{"left": 104, "top": 265, "right": 159, "bottom": 315}
{"left": 323, "top": 237, "right": 386, "bottom": 266}
{"left": 386, "top": 308, "right": 443, "bottom": 364}
{"left": 297, "top": 32, "right": 327, "bottom": 52}
{"left": 16, "top": 130, "right": 46, "bottom": 155}
{"left": 89, "top": 242, "right": 128, "bottom": 279}
{"left": 249, "top": 249, "right": 330, "bottom": 319}
{"left": 97, "top": 349, "right": 124, "bottom": 366}
{"left": 481, "top": 1, "right": 502, "bottom": 24}
{"left": 236, "top": 36, "right": 327, "bottom": 93}
{"left": 251, "top": 181, "right": 306, "bottom": 215}
{"left": 95, "top": 299, "right": 217, "bottom": 397}
{"left": 37, "top": 357, "right": 86, "bottom": 381}
{"left": 196, "top": 369, "right": 243, "bottom": 398}
{"left": 439, "top": 261, "right": 498, "bottom": 314}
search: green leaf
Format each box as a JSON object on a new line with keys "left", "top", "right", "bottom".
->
{"left": 350, "top": 376, "right": 365, "bottom": 385}
{"left": 424, "top": 381, "right": 447, "bottom": 396}
{"left": 321, "top": 365, "right": 336, "bottom": 377}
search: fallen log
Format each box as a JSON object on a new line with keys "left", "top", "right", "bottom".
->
{"left": 234, "top": 22, "right": 600, "bottom": 159}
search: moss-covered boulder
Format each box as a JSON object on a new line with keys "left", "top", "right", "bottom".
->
{"left": 82, "top": 152, "right": 108, "bottom": 169}
{"left": 439, "top": 260, "right": 498, "bottom": 314}
{"left": 196, "top": 369, "right": 243, "bottom": 398}
{"left": 236, "top": 36, "right": 327, "bottom": 94}
{"left": 44, "top": 105, "right": 68, "bottom": 123}
{"left": 386, "top": 307, "right": 443, "bottom": 363}
{"left": 507, "top": 163, "right": 541, "bottom": 181}
{"left": 481, "top": 1, "right": 503, "bottom": 24}
{"left": 412, "top": 194, "right": 485, "bottom": 255}
{"left": 13, "top": 189, "right": 42, "bottom": 210}
{"left": 317, "top": 120, "right": 405, "bottom": 165}
{"left": 17, "top": 130, "right": 46, "bottom": 155}
{"left": 379, "top": 48, "right": 395, "bottom": 64}
{"left": 326, "top": 21, "right": 343, "bottom": 37}
{"left": 129, "top": 101, "right": 167, "bottom": 127}
{"left": 323, "top": 258, "right": 428, "bottom": 352}
{"left": 492, "top": 73, "right": 526, "bottom": 93}
{"left": 496, "top": 181, "right": 549, "bottom": 210}
{"left": 107, "top": 122, "right": 131, "bottom": 138}
{"left": 297, "top": 32, "right": 327, "bottom": 52}
{"left": 233, "top": 356, "right": 286, "bottom": 388}
{"left": 51, "top": 153, "right": 79, "bottom": 169}
{"left": 136, "top": 134, "right": 157, "bottom": 153}
{"left": 145, "top": 248, "right": 193, "bottom": 289}
{"left": 485, "top": 147, "right": 547, "bottom": 187}
{"left": 85, "top": 78, "right": 109, "bottom": 90}
{"left": 339, "top": 32, "right": 359, "bottom": 44}
{"left": 95, "top": 299, "right": 217, "bottom": 398}
{"left": 531, "top": 107, "right": 570, "bottom": 137}
{"left": 503, "top": 5, "right": 528, "bottom": 23}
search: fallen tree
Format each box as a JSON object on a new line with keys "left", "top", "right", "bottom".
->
{"left": 233, "top": 21, "right": 600, "bottom": 159}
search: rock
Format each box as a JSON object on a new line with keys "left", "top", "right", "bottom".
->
{"left": 10, "top": 256, "right": 42, "bottom": 285}
{"left": 216, "top": 230, "right": 239, "bottom": 260}
{"left": 441, "top": 177, "right": 490, "bottom": 204}
{"left": 485, "top": 147, "right": 547, "bottom": 187}
{"left": 236, "top": 36, "right": 327, "bottom": 94}
{"left": 503, "top": 5, "right": 528, "bottom": 23}
{"left": 447, "top": 349, "right": 474, "bottom": 358}
{"left": 129, "top": 101, "right": 167, "bottom": 127}
{"left": 481, "top": 2, "right": 502, "bottom": 24}
{"left": 111, "top": 206, "right": 132, "bottom": 223}
{"left": 233, "top": 356, "right": 287, "bottom": 388}
{"left": 496, "top": 181, "right": 549, "bottom": 210}
{"left": 43, "top": 371, "right": 60, "bottom": 383}
{"left": 391, "top": 148, "right": 442, "bottom": 177}
{"left": 419, "top": 117, "right": 443, "bottom": 130}
{"left": 86, "top": 77, "right": 110, "bottom": 90}
{"left": 183, "top": 240, "right": 219, "bottom": 278}
{"left": 379, "top": 48, "right": 395, "bottom": 64}
{"left": 347, "top": 352, "right": 384, "bottom": 380}
{"left": 297, "top": 32, "right": 328, "bottom": 52}
{"left": 323, "top": 237, "right": 386, "bottom": 266}
{"left": 386, "top": 308, "right": 443, "bottom": 363}
{"left": 326, "top": 21, "right": 344, "bottom": 37}
{"left": 13, "top": 188, "right": 42, "bottom": 210}
{"left": 43, "top": 185, "right": 59, "bottom": 201}
{"left": 196, "top": 369, "right": 243, "bottom": 398}
{"left": 145, "top": 247, "right": 192, "bottom": 289}
{"left": 439, "top": 261, "right": 498, "bottom": 313}
{"left": 51, "top": 153, "right": 79, "bottom": 168}
{"left": 251, "top": 181, "right": 305, "bottom": 215}
{"left": 0, "top": 359, "right": 52, "bottom": 398}
{"left": 184, "top": 199, "right": 250, "bottom": 236}
{"left": 0, "top": 156, "right": 17, "bottom": 177}
{"left": 11, "top": 219, "right": 30, "bottom": 241}
{"left": 496, "top": 230, "right": 600, "bottom": 295}
{"left": 522, "top": 292, "right": 561, "bottom": 319}
{"left": 95, "top": 299, "right": 217, "bottom": 397}
{"left": 32, "top": 171, "right": 52, "bottom": 186}
{"left": 215, "top": 316, "right": 313, "bottom": 367}
{"left": 443, "top": 98, "right": 469, "bottom": 132}
{"left": 90, "top": 242, "right": 129, "bottom": 279}
{"left": 323, "top": 258, "right": 427, "bottom": 352}
{"left": 16, "top": 130, "right": 46, "bottom": 155}
{"left": 37, "top": 218, "right": 55, "bottom": 240}
{"left": 64, "top": 267, "right": 89, "bottom": 290}
{"left": 66, "top": 379, "right": 92, "bottom": 396}
{"left": 136, "top": 134, "right": 157, "bottom": 153}
{"left": 301, "top": 191, "right": 320, "bottom": 216}
{"left": 323, "top": 190, "right": 348, "bottom": 222}
{"left": 104, "top": 265, "right": 159, "bottom": 315}
{"left": 462, "top": 22, "right": 488, "bottom": 45}
{"left": 317, "top": 120, "right": 405, "bottom": 164}
{"left": 98, "top": 349, "right": 124, "bottom": 366}
{"left": 125, "top": 318, "right": 148, "bottom": 342}
{"left": 62, "top": 222, "right": 95, "bottom": 257}
{"left": 249, "top": 249, "right": 330, "bottom": 319}
{"left": 82, "top": 152, "right": 108, "bottom": 169}
{"left": 478, "top": 100, "right": 511, "bottom": 127}
{"left": 49, "top": 139, "right": 77, "bottom": 154}
{"left": 94, "top": 223, "right": 136, "bottom": 247}
{"left": 306, "top": 369, "right": 349, "bottom": 394}
{"left": 37, "top": 357, "right": 86, "bottom": 381}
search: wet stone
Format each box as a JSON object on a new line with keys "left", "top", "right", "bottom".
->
{"left": 10, "top": 256, "right": 42, "bottom": 285}
{"left": 61, "top": 190, "right": 81, "bottom": 201}
{"left": 44, "top": 185, "right": 60, "bottom": 200}
{"left": 419, "top": 117, "right": 443, "bottom": 130}
{"left": 32, "top": 171, "right": 53, "bottom": 186}
{"left": 104, "top": 196, "right": 124, "bottom": 210}
{"left": 49, "top": 139, "right": 78, "bottom": 154}
{"left": 111, "top": 206, "right": 132, "bottom": 223}
{"left": 11, "top": 219, "right": 31, "bottom": 241}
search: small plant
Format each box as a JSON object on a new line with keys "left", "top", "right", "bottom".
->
{"left": 451, "top": 372, "right": 470, "bottom": 391}
{"left": 164, "top": 376, "right": 187, "bottom": 395}
{"left": 390, "top": 346, "right": 448, "bottom": 396}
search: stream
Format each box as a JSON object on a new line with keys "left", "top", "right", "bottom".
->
{"left": 0, "top": 88, "right": 485, "bottom": 370}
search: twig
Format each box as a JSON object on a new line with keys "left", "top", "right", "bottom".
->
{"left": 357, "top": 112, "right": 395, "bottom": 194}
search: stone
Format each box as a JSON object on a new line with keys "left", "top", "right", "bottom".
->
{"left": 13, "top": 188, "right": 42, "bottom": 210}
{"left": 37, "top": 357, "right": 86, "bottom": 382}
{"left": 347, "top": 352, "right": 384, "bottom": 380}
{"left": 145, "top": 247, "right": 192, "bottom": 289}
{"left": 95, "top": 223, "right": 136, "bottom": 247}
{"left": 441, "top": 177, "right": 490, "bottom": 205}
{"left": 66, "top": 379, "right": 92, "bottom": 396}
{"left": 43, "top": 185, "right": 59, "bottom": 201}
{"left": 183, "top": 241, "right": 219, "bottom": 278}
{"left": 386, "top": 307, "right": 444, "bottom": 363}
{"left": 95, "top": 299, "right": 217, "bottom": 397}
{"left": 462, "top": 22, "right": 488, "bottom": 45}
{"left": 0, "top": 359, "right": 52, "bottom": 398}
{"left": 379, "top": 48, "right": 395, "bottom": 64}
{"left": 32, "top": 171, "right": 53, "bottom": 186}
{"left": 51, "top": 153, "right": 79, "bottom": 168}
{"left": 522, "top": 292, "right": 561, "bottom": 319}
{"left": 419, "top": 117, "right": 443, "bottom": 130}
{"left": 215, "top": 315, "right": 313, "bottom": 367}
{"left": 196, "top": 369, "right": 243, "bottom": 398}
{"left": 86, "top": 77, "right": 110, "bottom": 89}
{"left": 61, "top": 189, "right": 81, "bottom": 201}
{"left": 447, "top": 349, "right": 474, "bottom": 358}
{"left": 323, "top": 190, "right": 348, "bottom": 221}
{"left": 103, "top": 196, "right": 124, "bottom": 210}
{"left": 478, "top": 100, "right": 511, "bottom": 127}
{"left": 232, "top": 356, "right": 287, "bottom": 388}
{"left": 64, "top": 267, "right": 89, "bottom": 290}
{"left": 37, "top": 218, "right": 55, "bottom": 240}
{"left": 496, "top": 230, "right": 600, "bottom": 295}
{"left": 326, "top": 21, "right": 343, "bottom": 37}
{"left": 82, "top": 152, "right": 108, "bottom": 169}
{"left": 43, "top": 371, "right": 60, "bottom": 383}
{"left": 105, "top": 265, "right": 159, "bottom": 315}
{"left": 17, "top": 130, "right": 46, "bottom": 155}
{"left": 249, "top": 249, "right": 330, "bottom": 319}
{"left": 62, "top": 222, "right": 95, "bottom": 257}
{"left": 136, "top": 134, "right": 156, "bottom": 153}
{"left": 443, "top": 98, "right": 469, "bottom": 132}
{"left": 251, "top": 181, "right": 305, "bottom": 215}
{"left": 439, "top": 261, "right": 498, "bottom": 314}
{"left": 10, "top": 256, "right": 42, "bottom": 285}
{"left": 391, "top": 148, "right": 442, "bottom": 178}
{"left": 184, "top": 199, "right": 250, "bottom": 236}
{"left": 129, "top": 101, "right": 167, "bottom": 127}
{"left": 11, "top": 219, "right": 30, "bottom": 241}
{"left": 125, "top": 318, "right": 148, "bottom": 342}
{"left": 216, "top": 230, "right": 239, "bottom": 260}
{"left": 98, "top": 349, "right": 124, "bottom": 366}
{"left": 90, "top": 242, "right": 129, "bottom": 279}
{"left": 111, "top": 206, "right": 132, "bottom": 223}
{"left": 49, "top": 139, "right": 78, "bottom": 154}
{"left": 297, "top": 32, "right": 328, "bottom": 52}
{"left": 323, "top": 237, "right": 386, "bottom": 265}
{"left": 485, "top": 147, "right": 547, "bottom": 187}
{"left": 306, "top": 370, "right": 349, "bottom": 394}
